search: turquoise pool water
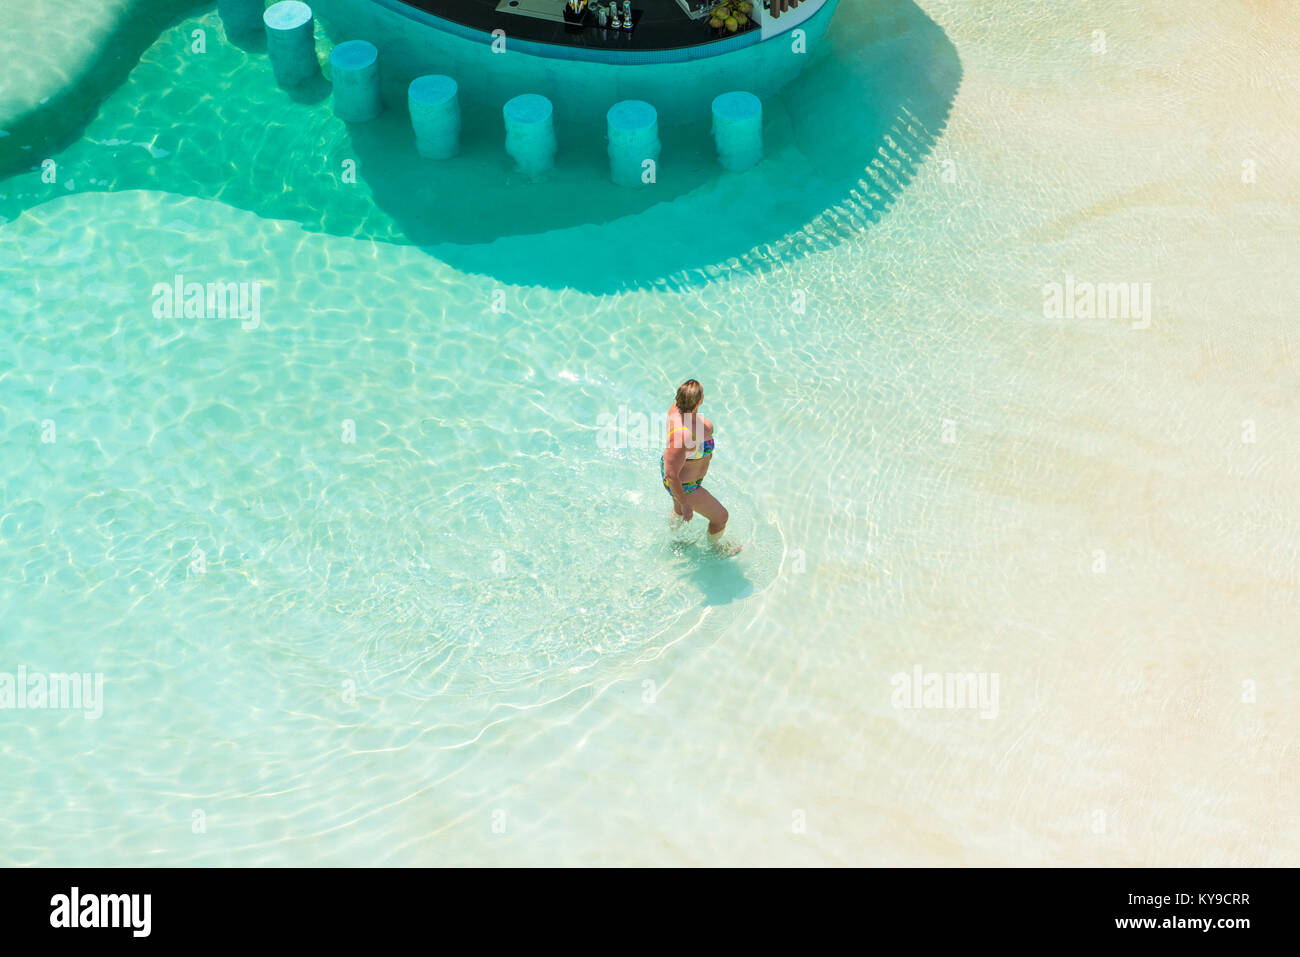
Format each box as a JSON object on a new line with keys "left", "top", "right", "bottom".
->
{"left": 1, "top": 0, "right": 1297, "bottom": 865}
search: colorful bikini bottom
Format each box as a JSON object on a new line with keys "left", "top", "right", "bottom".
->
{"left": 660, "top": 455, "right": 703, "bottom": 495}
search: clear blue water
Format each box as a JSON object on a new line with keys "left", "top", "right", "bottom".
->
{"left": 1, "top": 0, "right": 1296, "bottom": 865}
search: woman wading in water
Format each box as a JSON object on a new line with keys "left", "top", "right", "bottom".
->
{"left": 660, "top": 379, "right": 741, "bottom": 556}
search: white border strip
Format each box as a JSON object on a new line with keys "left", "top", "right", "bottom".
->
{"left": 759, "top": 0, "right": 829, "bottom": 41}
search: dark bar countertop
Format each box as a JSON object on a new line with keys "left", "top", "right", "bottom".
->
{"left": 393, "top": 0, "right": 762, "bottom": 53}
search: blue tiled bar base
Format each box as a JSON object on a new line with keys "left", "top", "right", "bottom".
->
{"left": 308, "top": 0, "right": 838, "bottom": 127}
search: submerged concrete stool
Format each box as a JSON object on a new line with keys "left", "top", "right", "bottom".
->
{"left": 330, "top": 40, "right": 383, "bottom": 122}
{"left": 263, "top": 2, "right": 318, "bottom": 89}
{"left": 606, "top": 100, "right": 660, "bottom": 186}
{"left": 218, "top": 0, "right": 265, "bottom": 36}
{"left": 409, "top": 75, "right": 461, "bottom": 159}
{"left": 711, "top": 91, "right": 763, "bottom": 172}
{"left": 503, "top": 94, "right": 556, "bottom": 180}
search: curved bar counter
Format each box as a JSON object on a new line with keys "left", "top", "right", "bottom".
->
{"left": 310, "top": 0, "right": 838, "bottom": 124}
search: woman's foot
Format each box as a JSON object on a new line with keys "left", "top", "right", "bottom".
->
{"left": 708, "top": 531, "right": 742, "bottom": 557}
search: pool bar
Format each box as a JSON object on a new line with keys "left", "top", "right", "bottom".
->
{"left": 227, "top": 0, "right": 835, "bottom": 122}
{"left": 225, "top": 0, "right": 813, "bottom": 178}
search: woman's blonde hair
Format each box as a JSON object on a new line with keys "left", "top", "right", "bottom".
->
{"left": 675, "top": 379, "right": 704, "bottom": 413}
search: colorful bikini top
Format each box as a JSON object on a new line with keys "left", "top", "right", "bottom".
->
{"left": 669, "top": 425, "right": 715, "bottom": 461}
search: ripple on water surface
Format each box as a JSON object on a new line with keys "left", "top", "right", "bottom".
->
{"left": 0, "top": 189, "right": 786, "bottom": 739}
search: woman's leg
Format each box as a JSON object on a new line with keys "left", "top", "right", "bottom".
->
{"left": 683, "top": 487, "right": 728, "bottom": 533}
{"left": 683, "top": 487, "right": 741, "bottom": 555}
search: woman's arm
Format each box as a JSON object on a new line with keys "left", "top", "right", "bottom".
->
{"left": 663, "top": 442, "right": 694, "bottom": 520}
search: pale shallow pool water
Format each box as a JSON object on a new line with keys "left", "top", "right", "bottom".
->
{"left": 0, "top": 0, "right": 1297, "bottom": 866}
